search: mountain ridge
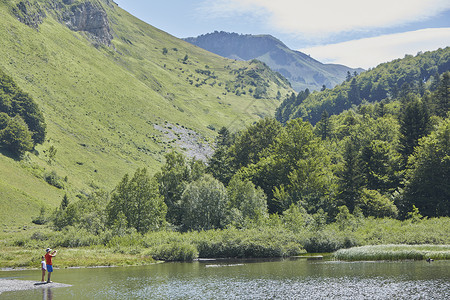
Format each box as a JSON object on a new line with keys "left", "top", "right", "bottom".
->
{"left": 184, "top": 31, "right": 363, "bottom": 92}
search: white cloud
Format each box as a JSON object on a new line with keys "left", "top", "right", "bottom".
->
{"left": 199, "top": 0, "right": 450, "bottom": 37}
{"left": 299, "top": 28, "right": 450, "bottom": 69}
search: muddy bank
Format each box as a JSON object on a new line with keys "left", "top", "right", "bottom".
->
{"left": 0, "top": 279, "right": 71, "bottom": 294}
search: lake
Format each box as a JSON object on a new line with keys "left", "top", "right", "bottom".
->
{"left": 1, "top": 258, "right": 449, "bottom": 299}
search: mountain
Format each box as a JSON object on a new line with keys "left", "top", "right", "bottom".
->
{"left": 276, "top": 47, "right": 450, "bottom": 125}
{"left": 0, "top": 0, "right": 293, "bottom": 225}
{"left": 184, "top": 31, "right": 363, "bottom": 92}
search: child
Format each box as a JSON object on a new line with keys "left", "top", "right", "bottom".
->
{"left": 41, "top": 256, "right": 47, "bottom": 282}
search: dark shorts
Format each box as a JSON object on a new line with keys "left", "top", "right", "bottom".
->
{"left": 47, "top": 265, "right": 53, "bottom": 273}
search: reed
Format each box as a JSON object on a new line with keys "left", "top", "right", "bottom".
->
{"left": 334, "top": 244, "right": 450, "bottom": 261}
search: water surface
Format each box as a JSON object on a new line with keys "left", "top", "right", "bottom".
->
{"left": 1, "top": 258, "right": 449, "bottom": 299}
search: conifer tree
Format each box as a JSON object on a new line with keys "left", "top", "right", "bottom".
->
{"left": 398, "top": 99, "right": 431, "bottom": 163}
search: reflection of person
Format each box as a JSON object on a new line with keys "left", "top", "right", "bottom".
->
{"left": 43, "top": 287, "right": 53, "bottom": 300}
{"left": 45, "top": 248, "right": 57, "bottom": 283}
{"left": 41, "top": 256, "right": 47, "bottom": 282}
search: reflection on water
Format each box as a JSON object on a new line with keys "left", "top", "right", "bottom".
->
{"left": 1, "top": 259, "right": 449, "bottom": 299}
{"left": 41, "top": 287, "right": 53, "bottom": 300}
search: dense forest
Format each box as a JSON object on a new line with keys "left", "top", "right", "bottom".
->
{"left": 0, "top": 68, "right": 46, "bottom": 155}
{"left": 276, "top": 47, "right": 450, "bottom": 124}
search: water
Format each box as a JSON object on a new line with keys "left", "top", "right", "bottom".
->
{"left": 1, "top": 258, "right": 449, "bottom": 299}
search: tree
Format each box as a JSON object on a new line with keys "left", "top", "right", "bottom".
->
{"left": 348, "top": 78, "right": 361, "bottom": 105}
{"left": 346, "top": 71, "right": 352, "bottom": 82}
{"left": 434, "top": 72, "right": 450, "bottom": 117}
{"left": 355, "top": 189, "right": 398, "bottom": 218}
{"left": 60, "top": 194, "right": 69, "bottom": 210}
{"left": 360, "top": 140, "right": 400, "bottom": 193}
{"left": 155, "top": 152, "right": 204, "bottom": 225}
{"left": 0, "top": 113, "right": 33, "bottom": 156}
{"left": 231, "top": 117, "right": 282, "bottom": 168}
{"left": 237, "top": 119, "right": 333, "bottom": 214}
{"left": 337, "top": 137, "right": 364, "bottom": 212}
{"left": 108, "top": 168, "right": 166, "bottom": 233}
{"left": 0, "top": 69, "right": 46, "bottom": 145}
{"left": 402, "top": 118, "right": 450, "bottom": 217}
{"left": 398, "top": 98, "right": 431, "bottom": 163}
{"left": 181, "top": 174, "right": 228, "bottom": 231}
{"left": 207, "top": 127, "right": 236, "bottom": 185}
{"left": 314, "top": 110, "right": 331, "bottom": 140}
{"left": 226, "top": 176, "right": 268, "bottom": 226}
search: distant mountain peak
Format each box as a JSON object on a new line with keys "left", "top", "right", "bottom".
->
{"left": 184, "top": 31, "right": 363, "bottom": 91}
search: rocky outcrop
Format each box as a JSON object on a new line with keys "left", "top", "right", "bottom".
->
{"left": 61, "top": 1, "right": 113, "bottom": 46}
{"left": 12, "top": 0, "right": 114, "bottom": 46}
{"left": 12, "top": 0, "right": 46, "bottom": 30}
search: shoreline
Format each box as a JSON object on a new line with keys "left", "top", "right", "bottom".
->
{"left": 0, "top": 279, "right": 71, "bottom": 295}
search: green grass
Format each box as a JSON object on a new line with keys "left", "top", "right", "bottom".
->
{"left": 0, "top": 155, "right": 64, "bottom": 225}
{"left": 0, "top": 226, "right": 306, "bottom": 267}
{"left": 0, "top": 246, "right": 155, "bottom": 269}
{"left": 0, "top": 0, "right": 293, "bottom": 227}
{"left": 334, "top": 244, "right": 450, "bottom": 261}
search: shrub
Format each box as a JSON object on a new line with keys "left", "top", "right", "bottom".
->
{"left": 150, "top": 242, "right": 198, "bottom": 261}
{"left": 44, "top": 171, "right": 64, "bottom": 189}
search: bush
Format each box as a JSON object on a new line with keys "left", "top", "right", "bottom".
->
{"left": 194, "top": 228, "right": 305, "bottom": 258}
{"left": 150, "top": 243, "right": 198, "bottom": 261}
{"left": 44, "top": 171, "right": 64, "bottom": 189}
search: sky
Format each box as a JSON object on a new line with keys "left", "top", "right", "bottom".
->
{"left": 114, "top": 0, "right": 450, "bottom": 69}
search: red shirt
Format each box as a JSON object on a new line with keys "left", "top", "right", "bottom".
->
{"left": 45, "top": 252, "right": 53, "bottom": 265}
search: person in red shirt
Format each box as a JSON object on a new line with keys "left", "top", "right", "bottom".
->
{"left": 45, "top": 248, "right": 57, "bottom": 283}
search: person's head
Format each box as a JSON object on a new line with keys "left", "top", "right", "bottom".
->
{"left": 42, "top": 256, "right": 45, "bottom": 260}
{"left": 46, "top": 248, "right": 52, "bottom": 253}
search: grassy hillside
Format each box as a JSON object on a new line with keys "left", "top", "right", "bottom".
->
{"left": 184, "top": 32, "right": 363, "bottom": 92}
{"left": 0, "top": 0, "right": 292, "bottom": 227}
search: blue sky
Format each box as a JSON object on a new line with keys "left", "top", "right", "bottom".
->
{"left": 114, "top": 0, "right": 450, "bottom": 69}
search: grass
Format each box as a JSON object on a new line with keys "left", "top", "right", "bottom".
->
{"left": 334, "top": 244, "right": 450, "bottom": 261}
{"left": 0, "top": 226, "right": 306, "bottom": 268}
{"left": 0, "top": 246, "right": 155, "bottom": 269}
{"left": 0, "top": 0, "right": 293, "bottom": 228}
{"left": 1, "top": 217, "right": 449, "bottom": 268}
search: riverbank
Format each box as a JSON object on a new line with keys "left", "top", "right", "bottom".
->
{"left": 0, "top": 247, "right": 156, "bottom": 270}
{"left": 333, "top": 244, "right": 450, "bottom": 261}
{"left": 1, "top": 217, "right": 449, "bottom": 268}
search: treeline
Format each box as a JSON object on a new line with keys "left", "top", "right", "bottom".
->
{"left": 39, "top": 71, "right": 449, "bottom": 238}
{"left": 0, "top": 68, "right": 46, "bottom": 155}
{"left": 277, "top": 47, "right": 450, "bottom": 124}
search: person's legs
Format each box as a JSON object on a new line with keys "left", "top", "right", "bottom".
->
{"left": 47, "top": 265, "right": 53, "bottom": 282}
{"left": 41, "top": 269, "right": 45, "bottom": 282}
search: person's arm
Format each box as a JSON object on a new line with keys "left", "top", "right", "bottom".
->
{"left": 51, "top": 250, "right": 57, "bottom": 256}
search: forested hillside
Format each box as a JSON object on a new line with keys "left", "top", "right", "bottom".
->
{"left": 41, "top": 70, "right": 449, "bottom": 241}
{"left": 277, "top": 47, "right": 450, "bottom": 124}
{"left": 0, "top": 0, "right": 292, "bottom": 225}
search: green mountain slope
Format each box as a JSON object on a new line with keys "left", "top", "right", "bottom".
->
{"left": 0, "top": 0, "right": 292, "bottom": 226}
{"left": 184, "top": 31, "right": 363, "bottom": 92}
{"left": 276, "top": 47, "right": 450, "bottom": 124}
